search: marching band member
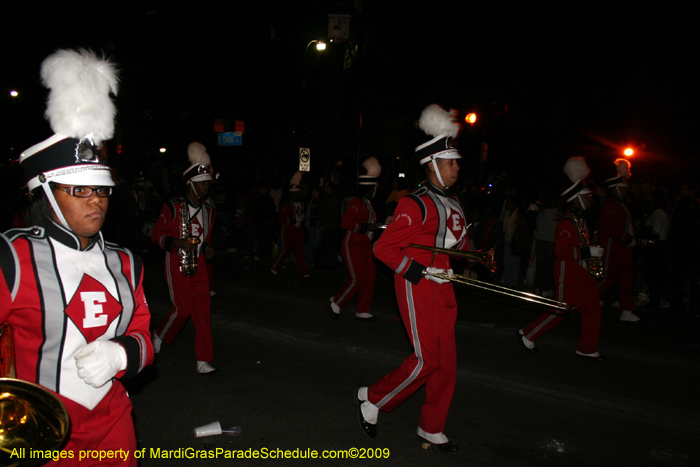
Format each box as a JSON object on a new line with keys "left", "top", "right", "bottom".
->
{"left": 151, "top": 142, "right": 217, "bottom": 374}
{"left": 355, "top": 104, "right": 468, "bottom": 452}
{"left": 270, "top": 171, "right": 310, "bottom": 278}
{"left": 0, "top": 49, "right": 153, "bottom": 465}
{"left": 330, "top": 157, "right": 381, "bottom": 322}
{"left": 518, "top": 157, "right": 606, "bottom": 360}
{"left": 598, "top": 158, "right": 641, "bottom": 322}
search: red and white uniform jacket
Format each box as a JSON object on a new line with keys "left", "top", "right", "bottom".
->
{"left": 279, "top": 200, "right": 305, "bottom": 229}
{"left": 341, "top": 196, "right": 377, "bottom": 247}
{"left": 0, "top": 219, "right": 153, "bottom": 410}
{"left": 152, "top": 197, "right": 215, "bottom": 260}
{"left": 599, "top": 196, "right": 635, "bottom": 260}
{"left": 554, "top": 213, "right": 598, "bottom": 298}
{"left": 374, "top": 182, "right": 468, "bottom": 282}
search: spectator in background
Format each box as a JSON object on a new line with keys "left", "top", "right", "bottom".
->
{"left": 669, "top": 181, "right": 700, "bottom": 315}
{"left": 534, "top": 191, "right": 561, "bottom": 298}
{"left": 501, "top": 197, "right": 529, "bottom": 289}
{"left": 251, "top": 184, "right": 276, "bottom": 261}
{"left": 639, "top": 187, "right": 671, "bottom": 311}
{"left": 306, "top": 185, "right": 322, "bottom": 267}
{"left": 317, "top": 180, "right": 342, "bottom": 271}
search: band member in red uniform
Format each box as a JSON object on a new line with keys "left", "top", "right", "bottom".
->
{"left": 518, "top": 157, "right": 606, "bottom": 360}
{"left": 151, "top": 142, "right": 217, "bottom": 374}
{"left": 1, "top": 49, "right": 153, "bottom": 466}
{"left": 598, "top": 158, "right": 640, "bottom": 322}
{"left": 355, "top": 104, "right": 468, "bottom": 452}
{"left": 330, "top": 157, "right": 381, "bottom": 322}
{"left": 270, "top": 171, "right": 310, "bottom": 278}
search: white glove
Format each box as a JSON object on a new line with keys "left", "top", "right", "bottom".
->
{"left": 423, "top": 267, "right": 452, "bottom": 284}
{"left": 589, "top": 246, "right": 604, "bottom": 258}
{"left": 75, "top": 340, "right": 127, "bottom": 388}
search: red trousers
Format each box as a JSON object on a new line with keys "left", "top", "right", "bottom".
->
{"left": 368, "top": 278, "right": 457, "bottom": 435}
{"left": 333, "top": 234, "right": 375, "bottom": 315}
{"left": 523, "top": 275, "right": 602, "bottom": 354}
{"left": 156, "top": 253, "right": 213, "bottom": 362}
{"left": 57, "top": 383, "right": 137, "bottom": 466}
{"left": 270, "top": 224, "right": 308, "bottom": 276}
{"left": 598, "top": 245, "right": 636, "bottom": 311}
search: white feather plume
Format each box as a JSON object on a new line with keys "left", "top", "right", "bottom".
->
{"left": 418, "top": 104, "right": 461, "bottom": 139}
{"left": 563, "top": 157, "right": 590, "bottom": 183}
{"left": 614, "top": 158, "right": 631, "bottom": 178}
{"left": 290, "top": 171, "right": 303, "bottom": 186}
{"left": 41, "top": 49, "right": 119, "bottom": 142}
{"left": 187, "top": 142, "right": 210, "bottom": 166}
{"left": 363, "top": 157, "right": 382, "bottom": 177}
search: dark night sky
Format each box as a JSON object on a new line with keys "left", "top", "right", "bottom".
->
{"left": 2, "top": 2, "right": 698, "bottom": 192}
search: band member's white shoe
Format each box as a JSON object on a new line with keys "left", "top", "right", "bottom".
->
{"left": 196, "top": 361, "right": 218, "bottom": 374}
{"left": 620, "top": 310, "right": 640, "bottom": 322}
{"left": 152, "top": 334, "right": 162, "bottom": 354}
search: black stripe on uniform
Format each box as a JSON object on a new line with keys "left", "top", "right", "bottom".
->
{"left": 0, "top": 234, "right": 18, "bottom": 298}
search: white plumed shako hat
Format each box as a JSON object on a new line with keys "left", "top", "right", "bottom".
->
{"left": 183, "top": 142, "right": 213, "bottom": 183}
{"left": 561, "top": 156, "right": 592, "bottom": 203}
{"left": 288, "top": 171, "right": 303, "bottom": 192}
{"left": 358, "top": 157, "right": 382, "bottom": 186}
{"left": 20, "top": 49, "right": 118, "bottom": 192}
{"left": 414, "top": 104, "right": 462, "bottom": 166}
{"left": 605, "top": 158, "right": 631, "bottom": 188}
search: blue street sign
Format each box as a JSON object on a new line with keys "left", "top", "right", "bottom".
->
{"left": 217, "top": 132, "right": 242, "bottom": 146}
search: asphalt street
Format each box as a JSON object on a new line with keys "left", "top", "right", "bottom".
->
{"left": 126, "top": 249, "right": 700, "bottom": 467}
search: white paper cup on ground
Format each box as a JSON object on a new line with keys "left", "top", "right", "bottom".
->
{"left": 194, "top": 421, "right": 222, "bottom": 437}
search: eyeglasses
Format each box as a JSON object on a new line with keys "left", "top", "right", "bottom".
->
{"left": 57, "top": 186, "right": 113, "bottom": 198}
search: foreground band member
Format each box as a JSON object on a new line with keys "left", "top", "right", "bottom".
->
{"left": 330, "top": 157, "right": 381, "bottom": 322}
{"left": 151, "top": 142, "right": 217, "bottom": 374}
{"left": 518, "top": 157, "right": 606, "bottom": 361}
{"left": 356, "top": 104, "right": 468, "bottom": 452}
{"left": 1, "top": 49, "right": 153, "bottom": 466}
{"left": 598, "top": 158, "right": 641, "bottom": 322}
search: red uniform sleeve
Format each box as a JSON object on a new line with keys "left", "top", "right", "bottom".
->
{"left": 373, "top": 196, "right": 427, "bottom": 285}
{"left": 278, "top": 202, "right": 292, "bottom": 225}
{"left": 152, "top": 202, "right": 177, "bottom": 253}
{"left": 0, "top": 233, "right": 18, "bottom": 324}
{"left": 555, "top": 219, "right": 581, "bottom": 262}
{"left": 340, "top": 198, "right": 366, "bottom": 232}
{"left": 203, "top": 205, "right": 216, "bottom": 248}
{"left": 600, "top": 201, "right": 634, "bottom": 246}
{"left": 111, "top": 252, "right": 154, "bottom": 379}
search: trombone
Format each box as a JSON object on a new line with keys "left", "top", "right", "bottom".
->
{"left": 1, "top": 326, "right": 71, "bottom": 467}
{"left": 408, "top": 244, "right": 572, "bottom": 313}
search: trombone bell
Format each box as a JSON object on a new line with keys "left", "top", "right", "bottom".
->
{"left": 1, "top": 327, "right": 71, "bottom": 467}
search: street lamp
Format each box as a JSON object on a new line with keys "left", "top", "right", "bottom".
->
{"left": 623, "top": 147, "right": 634, "bottom": 157}
{"left": 306, "top": 40, "right": 327, "bottom": 53}
{"left": 465, "top": 112, "right": 477, "bottom": 125}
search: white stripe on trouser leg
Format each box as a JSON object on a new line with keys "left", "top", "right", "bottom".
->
{"left": 376, "top": 281, "right": 423, "bottom": 408}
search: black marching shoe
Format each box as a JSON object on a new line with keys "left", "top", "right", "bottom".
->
{"left": 516, "top": 330, "right": 538, "bottom": 354}
{"left": 576, "top": 351, "right": 608, "bottom": 362}
{"left": 354, "top": 391, "right": 376, "bottom": 438}
{"left": 433, "top": 442, "right": 460, "bottom": 453}
{"left": 329, "top": 302, "right": 340, "bottom": 320}
{"left": 355, "top": 315, "right": 377, "bottom": 322}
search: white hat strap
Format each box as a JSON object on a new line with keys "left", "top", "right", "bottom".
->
{"left": 41, "top": 183, "right": 71, "bottom": 230}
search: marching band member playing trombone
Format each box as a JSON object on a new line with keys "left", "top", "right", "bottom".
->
{"left": 355, "top": 104, "right": 468, "bottom": 452}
